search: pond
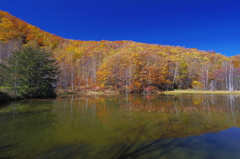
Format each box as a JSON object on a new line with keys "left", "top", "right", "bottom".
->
{"left": 0, "top": 94, "right": 240, "bottom": 159}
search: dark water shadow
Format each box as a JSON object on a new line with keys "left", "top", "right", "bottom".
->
{"left": 36, "top": 126, "right": 240, "bottom": 159}
{"left": 0, "top": 102, "right": 12, "bottom": 108}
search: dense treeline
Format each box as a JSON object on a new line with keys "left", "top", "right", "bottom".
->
{"left": 1, "top": 10, "right": 240, "bottom": 94}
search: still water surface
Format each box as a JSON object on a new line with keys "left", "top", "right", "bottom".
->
{"left": 1, "top": 94, "right": 240, "bottom": 159}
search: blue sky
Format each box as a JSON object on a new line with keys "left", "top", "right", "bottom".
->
{"left": 1, "top": 0, "right": 240, "bottom": 56}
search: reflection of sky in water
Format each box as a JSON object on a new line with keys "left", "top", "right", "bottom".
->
{"left": 166, "top": 127, "right": 240, "bottom": 159}
{"left": 0, "top": 94, "right": 240, "bottom": 158}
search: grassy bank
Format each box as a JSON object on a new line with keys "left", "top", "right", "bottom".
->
{"left": 164, "top": 89, "right": 240, "bottom": 95}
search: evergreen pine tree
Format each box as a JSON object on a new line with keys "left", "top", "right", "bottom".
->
{"left": 1, "top": 46, "right": 59, "bottom": 98}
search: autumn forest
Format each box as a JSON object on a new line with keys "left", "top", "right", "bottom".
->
{"left": 1, "top": 10, "right": 240, "bottom": 95}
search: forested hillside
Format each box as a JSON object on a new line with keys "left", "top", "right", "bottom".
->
{"left": 1, "top": 10, "right": 239, "bottom": 93}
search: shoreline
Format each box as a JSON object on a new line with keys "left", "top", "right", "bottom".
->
{"left": 2, "top": 90, "right": 240, "bottom": 105}
{"left": 164, "top": 90, "right": 240, "bottom": 95}
{"left": 56, "top": 89, "right": 240, "bottom": 96}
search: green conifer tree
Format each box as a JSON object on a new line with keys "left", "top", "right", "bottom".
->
{"left": 2, "top": 46, "right": 59, "bottom": 98}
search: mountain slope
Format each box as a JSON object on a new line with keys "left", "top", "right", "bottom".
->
{"left": 0, "top": 10, "right": 237, "bottom": 92}
{"left": 0, "top": 10, "right": 63, "bottom": 45}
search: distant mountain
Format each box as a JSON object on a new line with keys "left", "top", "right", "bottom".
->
{"left": 0, "top": 10, "right": 238, "bottom": 92}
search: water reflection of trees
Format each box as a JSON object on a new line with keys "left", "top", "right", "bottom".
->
{"left": 122, "top": 94, "right": 240, "bottom": 114}
{"left": 36, "top": 121, "right": 187, "bottom": 159}
{"left": 54, "top": 95, "right": 239, "bottom": 139}
{"left": 41, "top": 94, "right": 240, "bottom": 159}
{"left": 1, "top": 94, "right": 240, "bottom": 158}
{"left": 54, "top": 94, "right": 240, "bottom": 141}
{"left": 0, "top": 101, "right": 58, "bottom": 158}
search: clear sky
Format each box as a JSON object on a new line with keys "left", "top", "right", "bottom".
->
{"left": 1, "top": 0, "right": 240, "bottom": 56}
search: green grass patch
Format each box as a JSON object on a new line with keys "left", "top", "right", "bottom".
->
{"left": 164, "top": 90, "right": 240, "bottom": 95}
{"left": 87, "top": 91, "right": 105, "bottom": 94}
{"left": 57, "top": 91, "right": 78, "bottom": 96}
